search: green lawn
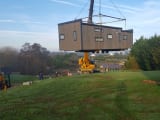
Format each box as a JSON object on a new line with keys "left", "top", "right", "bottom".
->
{"left": 10, "top": 74, "right": 37, "bottom": 85}
{"left": 0, "top": 71, "right": 160, "bottom": 120}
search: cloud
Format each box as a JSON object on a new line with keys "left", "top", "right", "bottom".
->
{"left": 130, "top": 1, "right": 160, "bottom": 25}
{"left": 93, "top": 0, "right": 160, "bottom": 41}
{"left": 117, "top": 4, "right": 142, "bottom": 14}
{"left": 21, "top": 20, "right": 46, "bottom": 25}
{"left": 0, "top": 19, "right": 45, "bottom": 25}
{"left": 98, "top": 4, "right": 137, "bottom": 14}
{"left": 144, "top": 0, "right": 160, "bottom": 7}
{"left": 143, "top": 17, "right": 160, "bottom": 24}
{"left": 126, "top": 0, "right": 160, "bottom": 40}
{"left": 0, "top": 30, "right": 59, "bottom": 51}
{"left": 1, "top": 0, "right": 160, "bottom": 50}
{"left": 0, "top": 19, "right": 15, "bottom": 23}
{"left": 94, "top": 1, "right": 143, "bottom": 15}
{"left": 119, "top": 4, "right": 142, "bottom": 12}
{"left": 50, "top": 0, "right": 80, "bottom": 7}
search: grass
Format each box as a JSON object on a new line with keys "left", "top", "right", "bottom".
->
{"left": 10, "top": 74, "right": 37, "bottom": 85}
{"left": 0, "top": 71, "right": 160, "bottom": 120}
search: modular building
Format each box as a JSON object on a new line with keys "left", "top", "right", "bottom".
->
{"left": 58, "top": 19, "right": 133, "bottom": 52}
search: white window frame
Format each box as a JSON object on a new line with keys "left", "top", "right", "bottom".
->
{"left": 107, "top": 34, "right": 113, "bottom": 39}
{"left": 123, "top": 35, "right": 128, "bottom": 40}
{"left": 59, "top": 34, "right": 65, "bottom": 40}
{"left": 73, "top": 31, "right": 77, "bottom": 41}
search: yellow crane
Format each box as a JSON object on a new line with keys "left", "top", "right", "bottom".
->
{"left": 78, "top": 0, "right": 96, "bottom": 73}
{"left": 78, "top": 52, "right": 95, "bottom": 73}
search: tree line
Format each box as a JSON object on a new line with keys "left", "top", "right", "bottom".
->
{"left": 1, "top": 35, "right": 159, "bottom": 75}
{"left": 0, "top": 43, "right": 79, "bottom": 75}
{"left": 126, "top": 35, "right": 160, "bottom": 70}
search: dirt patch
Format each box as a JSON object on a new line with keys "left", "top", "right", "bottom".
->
{"left": 143, "top": 80, "right": 157, "bottom": 85}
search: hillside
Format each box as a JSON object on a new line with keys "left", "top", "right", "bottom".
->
{"left": 0, "top": 71, "right": 160, "bottom": 120}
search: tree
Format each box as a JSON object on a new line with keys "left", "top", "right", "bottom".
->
{"left": 51, "top": 53, "right": 79, "bottom": 72}
{"left": 0, "top": 47, "right": 19, "bottom": 72}
{"left": 19, "top": 43, "right": 51, "bottom": 75}
{"left": 130, "top": 35, "right": 160, "bottom": 70}
{"left": 0, "top": 43, "right": 80, "bottom": 75}
{"left": 125, "top": 55, "right": 140, "bottom": 70}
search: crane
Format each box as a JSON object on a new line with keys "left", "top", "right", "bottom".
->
{"left": 58, "top": 0, "right": 133, "bottom": 73}
{"left": 78, "top": 0, "right": 96, "bottom": 73}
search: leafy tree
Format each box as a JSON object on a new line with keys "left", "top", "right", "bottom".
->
{"left": 51, "top": 53, "right": 78, "bottom": 72}
{"left": 130, "top": 35, "right": 160, "bottom": 70}
{"left": 0, "top": 43, "right": 79, "bottom": 75}
{"left": 0, "top": 47, "right": 19, "bottom": 72}
{"left": 19, "top": 43, "right": 51, "bottom": 75}
{"left": 125, "top": 55, "right": 140, "bottom": 70}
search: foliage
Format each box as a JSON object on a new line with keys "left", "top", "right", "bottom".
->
{"left": 0, "top": 43, "right": 79, "bottom": 75}
{"left": 130, "top": 35, "right": 160, "bottom": 70}
{"left": 52, "top": 53, "right": 79, "bottom": 71}
{"left": 0, "top": 71, "right": 160, "bottom": 120}
{"left": 18, "top": 43, "right": 51, "bottom": 75}
{"left": 0, "top": 47, "right": 19, "bottom": 72}
{"left": 125, "top": 56, "right": 140, "bottom": 70}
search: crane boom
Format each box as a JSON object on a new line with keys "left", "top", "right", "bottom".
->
{"left": 88, "top": 0, "right": 94, "bottom": 24}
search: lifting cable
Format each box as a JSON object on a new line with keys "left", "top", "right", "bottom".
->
{"left": 110, "top": 0, "right": 126, "bottom": 19}
{"left": 75, "top": 0, "right": 90, "bottom": 20}
{"left": 75, "top": 0, "right": 126, "bottom": 29}
{"left": 95, "top": 0, "right": 126, "bottom": 27}
{"left": 99, "top": 0, "right": 101, "bottom": 15}
{"left": 109, "top": 0, "right": 126, "bottom": 29}
{"left": 98, "top": 0, "right": 102, "bottom": 25}
{"left": 98, "top": 0, "right": 103, "bottom": 39}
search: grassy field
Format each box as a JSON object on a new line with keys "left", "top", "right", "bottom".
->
{"left": 10, "top": 74, "right": 37, "bottom": 85}
{"left": 0, "top": 71, "right": 160, "bottom": 120}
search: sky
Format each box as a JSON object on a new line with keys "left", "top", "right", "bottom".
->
{"left": 0, "top": 0, "right": 160, "bottom": 51}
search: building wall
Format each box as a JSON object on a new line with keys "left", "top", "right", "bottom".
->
{"left": 58, "top": 20, "right": 82, "bottom": 51}
{"left": 58, "top": 20, "right": 133, "bottom": 52}
{"left": 82, "top": 24, "right": 133, "bottom": 51}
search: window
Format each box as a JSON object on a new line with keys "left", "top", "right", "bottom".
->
{"left": 107, "top": 34, "right": 113, "bottom": 39}
{"left": 119, "top": 33, "right": 123, "bottom": 40}
{"left": 59, "top": 34, "right": 65, "bottom": 40}
{"left": 123, "top": 35, "right": 128, "bottom": 40}
{"left": 95, "top": 37, "right": 104, "bottom": 42}
{"left": 73, "top": 31, "right": 77, "bottom": 41}
{"left": 94, "top": 27, "right": 103, "bottom": 32}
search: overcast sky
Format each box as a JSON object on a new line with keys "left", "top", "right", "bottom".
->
{"left": 0, "top": 0, "right": 160, "bottom": 51}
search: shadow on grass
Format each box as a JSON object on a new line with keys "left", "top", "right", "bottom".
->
{"left": 142, "top": 71, "right": 160, "bottom": 85}
{"left": 142, "top": 71, "right": 160, "bottom": 82}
